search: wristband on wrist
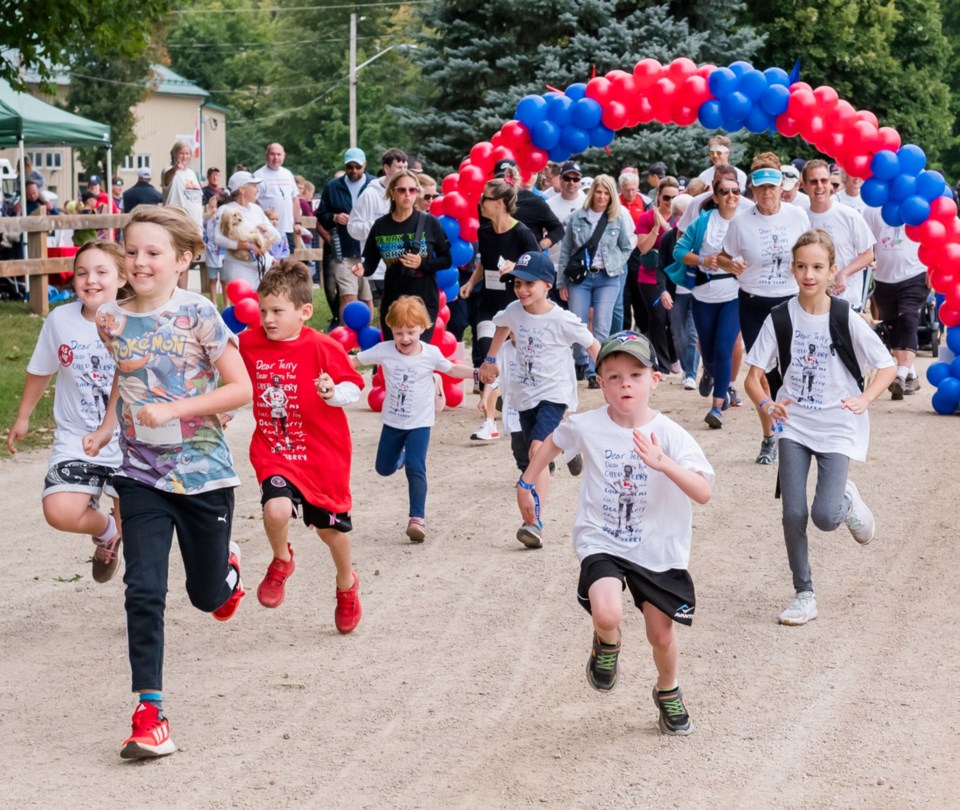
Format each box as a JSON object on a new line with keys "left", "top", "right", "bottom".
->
{"left": 473, "top": 369, "right": 480, "bottom": 385}
{"left": 698, "top": 254, "right": 704, "bottom": 266}
{"left": 483, "top": 355, "right": 496, "bottom": 364}
{"left": 758, "top": 397, "right": 775, "bottom": 415}
{"left": 516, "top": 477, "right": 535, "bottom": 491}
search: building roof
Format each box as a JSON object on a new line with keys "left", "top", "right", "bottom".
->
{"left": 148, "top": 65, "right": 209, "bottom": 99}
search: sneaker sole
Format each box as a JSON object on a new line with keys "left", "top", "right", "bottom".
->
{"left": 704, "top": 412, "right": 723, "bottom": 429}
{"left": 213, "top": 583, "right": 245, "bottom": 621}
{"left": 406, "top": 524, "right": 426, "bottom": 543}
{"left": 516, "top": 528, "right": 542, "bottom": 549}
{"left": 120, "top": 739, "right": 177, "bottom": 759}
{"left": 92, "top": 536, "right": 122, "bottom": 583}
{"left": 585, "top": 657, "right": 619, "bottom": 692}
{"left": 657, "top": 715, "right": 694, "bottom": 736}
{"left": 470, "top": 434, "right": 499, "bottom": 441}
{"left": 779, "top": 611, "right": 818, "bottom": 626}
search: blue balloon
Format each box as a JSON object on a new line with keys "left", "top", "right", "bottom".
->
{"left": 744, "top": 105, "right": 774, "bottom": 134}
{"left": 547, "top": 145, "right": 571, "bottom": 162}
{"left": 546, "top": 94, "right": 574, "bottom": 127}
{"left": 947, "top": 326, "right": 960, "bottom": 356}
{"left": 221, "top": 305, "right": 246, "bottom": 334}
{"left": 739, "top": 69, "right": 768, "bottom": 101}
{"left": 342, "top": 300, "right": 371, "bottom": 332}
{"left": 559, "top": 125, "right": 590, "bottom": 155}
{"left": 530, "top": 118, "right": 561, "bottom": 150}
{"left": 515, "top": 94, "right": 548, "bottom": 129}
{"left": 435, "top": 268, "right": 459, "bottom": 289}
{"left": 927, "top": 361, "right": 952, "bottom": 387}
{"left": 760, "top": 83, "right": 790, "bottom": 116}
{"left": 889, "top": 174, "right": 917, "bottom": 203}
{"left": 564, "top": 83, "right": 587, "bottom": 102}
{"left": 438, "top": 215, "right": 460, "bottom": 242}
{"left": 900, "top": 195, "right": 931, "bottom": 227}
{"left": 932, "top": 388, "right": 960, "bottom": 415}
{"left": 450, "top": 238, "right": 474, "bottom": 268}
{"left": 443, "top": 283, "right": 460, "bottom": 304}
{"left": 729, "top": 60, "right": 753, "bottom": 77}
{"left": 763, "top": 67, "right": 790, "bottom": 86}
{"left": 357, "top": 325, "right": 382, "bottom": 351}
{"left": 951, "top": 356, "right": 960, "bottom": 381}
{"left": 870, "top": 150, "right": 900, "bottom": 181}
{"left": 917, "top": 170, "right": 947, "bottom": 202}
{"left": 881, "top": 201, "right": 904, "bottom": 228}
{"left": 707, "top": 67, "right": 738, "bottom": 99}
{"left": 897, "top": 144, "right": 926, "bottom": 176}
{"left": 720, "top": 91, "right": 752, "bottom": 122}
{"left": 589, "top": 124, "right": 615, "bottom": 148}
{"left": 571, "top": 98, "right": 602, "bottom": 130}
{"left": 720, "top": 116, "right": 744, "bottom": 133}
{"left": 697, "top": 100, "right": 725, "bottom": 130}
{"left": 861, "top": 179, "right": 890, "bottom": 208}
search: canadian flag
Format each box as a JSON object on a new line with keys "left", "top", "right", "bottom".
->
{"left": 194, "top": 109, "right": 201, "bottom": 158}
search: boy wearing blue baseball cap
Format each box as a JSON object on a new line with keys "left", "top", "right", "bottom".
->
{"left": 516, "top": 330, "right": 714, "bottom": 735}
{"left": 479, "top": 250, "right": 600, "bottom": 548}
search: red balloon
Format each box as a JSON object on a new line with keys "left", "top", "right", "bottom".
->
{"left": 458, "top": 164, "right": 486, "bottom": 196}
{"left": 605, "top": 69, "right": 635, "bottom": 104}
{"left": 429, "top": 325, "right": 445, "bottom": 346}
{"left": 489, "top": 145, "right": 515, "bottom": 166}
{"left": 930, "top": 196, "right": 958, "bottom": 224}
{"left": 628, "top": 94, "right": 655, "bottom": 125}
{"left": 776, "top": 113, "right": 802, "bottom": 138}
{"left": 436, "top": 305, "right": 450, "bottom": 327}
{"left": 459, "top": 158, "right": 471, "bottom": 173}
{"left": 650, "top": 78, "right": 676, "bottom": 124}
{"left": 787, "top": 88, "right": 816, "bottom": 119}
{"left": 789, "top": 81, "right": 813, "bottom": 94}
{"left": 904, "top": 223, "right": 923, "bottom": 243}
{"left": 234, "top": 297, "right": 261, "bottom": 325}
{"left": 438, "top": 329, "right": 457, "bottom": 358}
{"left": 857, "top": 109, "right": 879, "bottom": 128}
{"left": 329, "top": 326, "right": 353, "bottom": 351}
{"left": 367, "top": 385, "right": 386, "bottom": 413}
{"left": 441, "top": 173, "right": 460, "bottom": 195}
{"left": 935, "top": 241, "right": 960, "bottom": 274}
{"left": 876, "top": 126, "right": 902, "bottom": 153}
{"left": 585, "top": 76, "right": 613, "bottom": 105}
{"left": 429, "top": 197, "right": 446, "bottom": 217}
{"left": 696, "top": 63, "right": 717, "bottom": 81}
{"left": 443, "top": 191, "right": 470, "bottom": 220}
{"left": 939, "top": 302, "right": 960, "bottom": 328}
{"left": 666, "top": 57, "right": 697, "bottom": 85}
{"left": 822, "top": 130, "right": 846, "bottom": 158}
{"left": 226, "top": 279, "right": 255, "bottom": 305}
{"left": 469, "top": 141, "right": 494, "bottom": 172}
{"left": 841, "top": 153, "right": 872, "bottom": 179}
{"left": 459, "top": 216, "right": 480, "bottom": 242}
{"left": 928, "top": 265, "right": 956, "bottom": 293}
{"left": 372, "top": 365, "right": 384, "bottom": 387}
{"left": 918, "top": 241, "right": 940, "bottom": 269}
{"left": 500, "top": 119, "right": 530, "bottom": 149}
{"left": 438, "top": 290, "right": 447, "bottom": 308}
{"left": 825, "top": 100, "right": 856, "bottom": 130}
{"left": 601, "top": 100, "right": 629, "bottom": 130}
{"left": 850, "top": 120, "right": 880, "bottom": 155}
{"left": 673, "top": 105, "right": 698, "bottom": 127}
{"left": 682, "top": 75, "right": 710, "bottom": 107}
{"left": 524, "top": 147, "right": 549, "bottom": 173}
{"left": 813, "top": 85, "right": 839, "bottom": 109}
{"left": 443, "top": 380, "right": 464, "bottom": 408}
{"left": 633, "top": 58, "right": 663, "bottom": 90}
{"left": 918, "top": 218, "right": 948, "bottom": 247}
{"left": 490, "top": 130, "right": 505, "bottom": 148}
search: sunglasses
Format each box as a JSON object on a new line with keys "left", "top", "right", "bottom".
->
{"left": 661, "top": 194, "right": 677, "bottom": 202}
{"left": 394, "top": 187, "right": 419, "bottom": 194}
{"left": 422, "top": 193, "right": 440, "bottom": 201}
{"left": 562, "top": 176, "right": 581, "bottom": 182}
{"left": 113, "top": 181, "right": 124, "bottom": 186}
{"left": 831, "top": 182, "right": 841, "bottom": 189}
{"left": 481, "top": 195, "right": 499, "bottom": 202}
{"left": 716, "top": 187, "right": 741, "bottom": 196}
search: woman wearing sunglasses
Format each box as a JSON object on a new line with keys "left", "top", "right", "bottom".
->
{"left": 719, "top": 152, "right": 811, "bottom": 463}
{"left": 674, "top": 176, "right": 745, "bottom": 429}
{"left": 360, "top": 170, "right": 451, "bottom": 341}
{"left": 627, "top": 176, "right": 682, "bottom": 378}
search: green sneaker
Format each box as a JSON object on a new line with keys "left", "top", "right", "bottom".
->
{"left": 585, "top": 633, "right": 620, "bottom": 692}
{"left": 653, "top": 686, "right": 693, "bottom": 735}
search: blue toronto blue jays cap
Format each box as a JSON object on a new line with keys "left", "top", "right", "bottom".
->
{"left": 504, "top": 250, "right": 555, "bottom": 284}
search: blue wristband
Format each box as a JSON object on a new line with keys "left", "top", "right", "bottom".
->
{"left": 517, "top": 478, "right": 542, "bottom": 527}
{"left": 516, "top": 478, "right": 535, "bottom": 490}
{"left": 484, "top": 355, "right": 496, "bottom": 364}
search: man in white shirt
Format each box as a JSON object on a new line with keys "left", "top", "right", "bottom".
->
{"left": 802, "top": 159, "right": 875, "bottom": 311}
{"left": 834, "top": 170, "right": 866, "bottom": 213}
{"left": 781, "top": 164, "right": 810, "bottom": 210}
{"left": 254, "top": 143, "right": 304, "bottom": 252}
{"left": 546, "top": 160, "right": 586, "bottom": 267}
{"left": 696, "top": 135, "right": 748, "bottom": 191}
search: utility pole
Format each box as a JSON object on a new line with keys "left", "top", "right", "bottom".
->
{"left": 349, "top": 13, "right": 357, "bottom": 148}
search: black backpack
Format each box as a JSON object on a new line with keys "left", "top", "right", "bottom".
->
{"left": 770, "top": 296, "right": 865, "bottom": 393}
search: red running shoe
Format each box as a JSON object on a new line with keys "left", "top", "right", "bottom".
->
{"left": 257, "top": 544, "right": 295, "bottom": 608}
{"left": 212, "top": 548, "right": 245, "bottom": 621}
{"left": 335, "top": 570, "right": 362, "bottom": 634}
{"left": 120, "top": 702, "right": 176, "bottom": 759}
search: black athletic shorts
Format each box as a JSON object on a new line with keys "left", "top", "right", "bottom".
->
{"left": 260, "top": 475, "right": 353, "bottom": 533}
{"left": 577, "top": 553, "right": 696, "bottom": 626}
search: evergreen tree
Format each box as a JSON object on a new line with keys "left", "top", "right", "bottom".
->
{"left": 396, "top": 0, "right": 763, "bottom": 178}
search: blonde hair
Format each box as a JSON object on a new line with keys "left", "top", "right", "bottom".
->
{"left": 750, "top": 151, "right": 781, "bottom": 172}
{"left": 584, "top": 174, "right": 622, "bottom": 221}
{"left": 170, "top": 139, "right": 193, "bottom": 163}
{"left": 483, "top": 178, "right": 518, "bottom": 214}
{"left": 384, "top": 170, "right": 421, "bottom": 213}
{"left": 385, "top": 295, "right": 432, "bottom": 330}
{"left": 125, "top": 205, "right": 204, "bottom": 260}
{"left": 792, "top": 228, "right": 836, "bottom": 266}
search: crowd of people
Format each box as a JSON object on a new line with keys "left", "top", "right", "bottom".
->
{"left": 3, "top": 128, "right": 937, "bottom": 759}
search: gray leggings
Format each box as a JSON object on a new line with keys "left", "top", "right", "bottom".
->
{"left": 778, "top": 438, "right": 851, "bottom": 593}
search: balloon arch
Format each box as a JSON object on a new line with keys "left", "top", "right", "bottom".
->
{"left": 415, "top": 57, "right": 960, "bottom": 414}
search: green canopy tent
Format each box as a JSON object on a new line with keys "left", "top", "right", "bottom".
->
{"left": 0, "top": 78, "right": 112, "bottom": 220}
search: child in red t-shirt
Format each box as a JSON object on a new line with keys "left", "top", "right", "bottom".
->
{"left": 239, "top": 260, "right": 366, "bottom": 633}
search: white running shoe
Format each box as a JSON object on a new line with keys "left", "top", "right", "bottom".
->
{"left": 843, "top": 480, "right": 876, "bottom": 545}
{"left": 471, "top": 420, "right": 500, "bottom": 441}
{"left": 683, "top": 376, "right": 697, "bottom": 390}
{"left": 779, "top": 590, "right": 817, "bottom": 626}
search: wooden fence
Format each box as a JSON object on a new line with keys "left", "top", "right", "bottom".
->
{"left": 0, "top": 214, "right": 323, "bottom": 315}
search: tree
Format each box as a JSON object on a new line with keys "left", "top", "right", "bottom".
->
{"left": 395, "top": 0, "right": 763, "bottom": 178}
{"left": 744, "top": 0, "right": 951, "bottom": 166}
{"left": 936, "top": 0, "right": 960, "bottom": 181}
{"left": 1, "top": 0, "right": 172, "bottom": 90}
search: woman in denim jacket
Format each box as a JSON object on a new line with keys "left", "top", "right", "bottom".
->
{"left": 557, "top": 174, "right": 633, "bottom": 387}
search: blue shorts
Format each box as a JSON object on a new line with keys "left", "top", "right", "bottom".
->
{"left": 519, "top": 400, "right": 567, "bottom": 445}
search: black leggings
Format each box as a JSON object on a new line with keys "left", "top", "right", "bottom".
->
{"left": 872, "top": 274, "right": 927, "bottom": 352}
{"left": 637, "top": 282, "right": 674, "bottom": 372}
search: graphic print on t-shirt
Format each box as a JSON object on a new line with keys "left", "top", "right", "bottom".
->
{"left": 253, "top": 360, "right": 306, "bottom": 459}
{"left": 758, "top": 223, "right": 791, "bottom": 287}
{"left": 515, "top": 326, "right": 545, "bottom": 386}
{"left": 57, "top": 338, "right": 116, "bottom": 428}
{"left": 388, "top": 367, "right": 417, "bottom": 420}
{"left": 602, "top": 449, "right": 648, "bottom": 542}
{"left": 789, "top": 328, "right": 830, "bottom": 408}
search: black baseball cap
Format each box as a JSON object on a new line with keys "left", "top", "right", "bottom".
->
{"left": 493, "top": 158, "right": 519, "bottom": 178}
{"left": 560, "top": 160, "right": 582, "bottom": 178}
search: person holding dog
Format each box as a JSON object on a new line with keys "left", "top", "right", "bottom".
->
{"left": 214, "top": 171, "right": 282, "bottom": 289}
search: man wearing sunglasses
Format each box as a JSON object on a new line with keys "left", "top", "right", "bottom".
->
{"left": 546, "top": 160, "right": 587, "bottom": 267}
{"left": 695, "top": 135, "right": 747, "bottom": 192}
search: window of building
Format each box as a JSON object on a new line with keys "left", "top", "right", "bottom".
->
{"left": 122, "top": 154, "right": 152, "bottom": 171}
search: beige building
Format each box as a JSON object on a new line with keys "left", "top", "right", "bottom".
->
{"left": 0, "top": 65, "right": 226, "bottom": 202}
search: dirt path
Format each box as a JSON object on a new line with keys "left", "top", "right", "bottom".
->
{"left": 1, "top": 363, "right": 957, "bottom": 809}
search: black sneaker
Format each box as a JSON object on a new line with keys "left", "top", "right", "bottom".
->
{"left": 889, "top": 375, "right": 905, "bottom": 400}
{"left": 575, "top": 364, "right": 588, "bottom": 381}
{"left": 587, "top": 375, "right": 600, "bottom": 390}
{"left": 586, "top": 633, "right": 620, "bottom": 692}
{"left": 653, "top": 686, "right": 693, "bottom": 735}
{"left": 698, "top": 370, "right": 713, "bottom": 397}
{"left": 566, "top": 453, "right": 583, "bottom": 476}
{"left": 727, "top": 385, "right": 742, "bottom": 407}
{"left": 756, "top": 435, "right": 777, "bottom": 465}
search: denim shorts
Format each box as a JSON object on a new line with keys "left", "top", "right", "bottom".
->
{"left": 519, "top": 400, "right": 567, "bottom": 445}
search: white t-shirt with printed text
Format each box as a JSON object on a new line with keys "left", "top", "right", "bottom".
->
{"left": 552, "top": 408, "right": 714, "bottom": 571}
{"left": 807, "top": 202, "right": 875, "bottom": 309}
{"left": 547, "top": 192, "right": 586, "bottom": 266}
{"left": 863, "top": 206, "right": 927, "bottom": 285}
{"left": 356, "top": 341, "right": 452, "bottom": 430}
{"left": 676, "top": 190, "right": 754, "bottom": 233}
{"left": 746, "top": 298, "right": 895, "bottom": 460}
{"left": 254, "top": 164, "right": 299, "bottom": 234}
{"left": 492, "top": 301, "right": 593, "bottom": 411}
{"left": 723, "top": 204, "right": 810, "bottom": 296}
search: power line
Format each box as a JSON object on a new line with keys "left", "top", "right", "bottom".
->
{"left": 71, "top": 71, "right": 355, "bottom": 95}
{"left": 171, "top": 1, "right": 430, "bottom": 14}
{"left": 166, "top": 33, "right": 399, "bottom": 50}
